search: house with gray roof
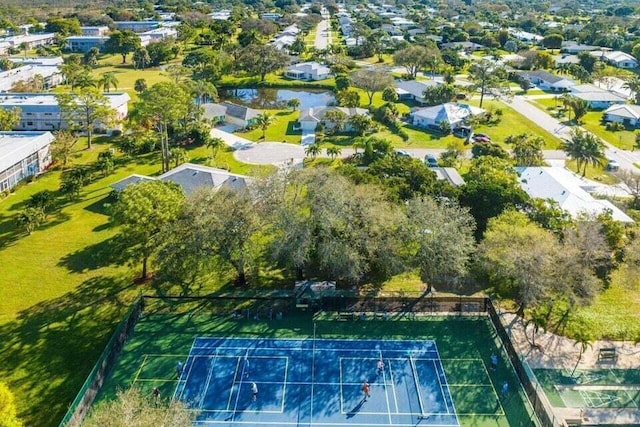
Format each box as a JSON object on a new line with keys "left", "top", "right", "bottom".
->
{"left": 518, "top": 70, "right": 575, "bottom": 92}
{"left": 410, "top": 103, "right": 484, "bottom": 130}
{"left": 299, "top": 106, "right": 369, "bottom": 132}
{"left": 110, "top": 163, "right": 251, "bottom": 195}
{"left": 603, "top": 104, "right": 640, "bottom": 128}
{"left": 201, "top": 102, "right": 260, "bottom": 129}
{"left": 395, "top": 80, "right": 439, "bottom": 105}
{"left": 569, "top": 84, "right": 627, "bottom": 109}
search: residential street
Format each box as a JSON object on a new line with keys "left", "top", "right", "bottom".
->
{"left": 505, "top": 95, "right": 640, "bottom": 172}
{"left": 314, "top": 19, "right": 331, "bottom": 50}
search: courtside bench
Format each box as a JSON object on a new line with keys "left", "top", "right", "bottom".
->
{"left": 597, "top": 348, "right": 618, "bottom": 363}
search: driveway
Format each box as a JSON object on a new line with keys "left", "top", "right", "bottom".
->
{"left": 210, "top": 128, "right": 253, "bottom": 150}
{"left": 235, "top": 143, "right": 305, "bottom": 166}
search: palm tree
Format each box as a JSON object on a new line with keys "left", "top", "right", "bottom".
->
{"left": 169, "top": 147, "right": 188, "bottom": 168}
{"left": 255, "top": 112, "right": 275, "bottom": 141}
{"left": 623, "top": 76, "right": 640, "bottom": 105}
{"left": 571, "top": 329, "right": 593, "bottom": 377}
{"left": 326, "top": 146, "right": 341, "bottom": 159}
{"left": 207, "top": 137, "right": 224, "bottom": 159}
{"left": 18, "top": 41, "right": 29, "bottom": 58}
{"left": 305, "top": 143, "right": 321, "bottom": 158}
{"left": 562, "top": 129, "right": 605, "bottom": 176}
{"left": 287, "top": 98, "right": 301, "bottom": 111}
{"left": 99, "top": 72, "right": 119, "bottom": 93}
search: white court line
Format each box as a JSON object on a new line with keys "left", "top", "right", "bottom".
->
{"left": 380, "top": 350, "right": 392, "bottom": 425}
{"left": 433, "top": 342, "right": 460, "bottom": 426}
{"left": 199, "top": 352, "right": 217, "bottom": 409}
{"left": 281, "top": 357, "right": 288, "bottom": 413}
{"left": 388, "top": 358, "right": 399, "bottom": 413}
{"left": 431, "top": 359, "right": 450, "bottom": 414}
{"left": 225, "top": 356, "right": 242, "bottom": 411}
{"left": 195, "top": 420, "right": 459, "bottom": 426}
{"left": 339, "top": 356, "right": 344, "bottom": 414}
{"left": 175, "top": 338, "right": 199, "bottom": 401}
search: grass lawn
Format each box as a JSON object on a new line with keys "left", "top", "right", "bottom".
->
{"left": 238, "top": 110, "right": 302, "bottom": 144}
{"left": 563, "top": 160, "right": 618, "bottom": 185}
{"left": 469, "top": 100, "right": 562, "bottom": 149}
{"left": 0, "top": 135, "right": 271, "bottom": 426}
{"left": 219, "top": 72, "right": 335, "bottom": 89}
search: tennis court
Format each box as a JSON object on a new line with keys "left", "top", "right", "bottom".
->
{"left": 172, "top": 337, "right": 458, "bottom": 426}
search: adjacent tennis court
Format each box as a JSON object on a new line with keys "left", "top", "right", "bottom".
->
{"left": 172, "top": 337, "right": 459, "bottom": 426}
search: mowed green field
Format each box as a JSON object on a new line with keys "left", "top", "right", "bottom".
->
{"left": 98, "top": 302, "right": 538, "bottom": 427}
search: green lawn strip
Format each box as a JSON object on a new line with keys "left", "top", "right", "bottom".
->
{"left": 581, "top": 112, "right": 637, "bottom": 151}
{"left": 98, "top": 312, "right": 535, "bottom": 427}
{"left": 237, "top": 110, "right": 302, "bottom": 144}
{"left": 562, "top": 160, "right": 618, "bottom": 185}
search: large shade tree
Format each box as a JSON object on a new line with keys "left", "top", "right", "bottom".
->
{"left": 56, "top": 88, "right": 115, "bottom": 149}
{"left": 467, "top": 60, "right": 511, "bottom": 108}
{"left": 393, "top": 45, "right": 439, "bottom": 80}
{"left": 110, "top": 180, "right": 185, "bottom": 280}
{"left": 350, "top": 69, "right": 394, "bottom": 106}
{"left": 104, "top": 30, "right": 141, "bottom": 64}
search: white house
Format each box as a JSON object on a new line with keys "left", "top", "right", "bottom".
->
{"left": 8, "top": 56, "right": 64, "bottom": 67}
{"left": 114, "top": 21, "right": 161, "bottom": 33}
{"left": 0, "top": 131, "right": 55, "bottom": 191}
{"left": 66, "top": 36, "right": 109, "bottom": 53}
{"left": 0, "top": 92, "right": 130, "bottom": 131}
{"left": 284, "top": 62, "right": 332, "bottom": 81}
{"left": 111, "top": 163, "right": 250, "bottom": 195}
{"left": 516, "top": 167, "right": 633, "bottom": 223}
{"left": 81, "top": 26, "right": 109, "bottom": 36}
{"left": 201, "top": 102, "right": 260, "bottom": 129}
{"left": 569, "top": 84, "right": 627, "bottom": 109}
{"left": 410, "top": 103, "right": 484, "bottom": 129}
{"left": 139, "top": 27, "right": 178, "bottom": 43}
{"left": 603, "top": 104, "right": 640, "bottom": 128}
{"left": 591, "top": 50, "right": 638, "bottom": 69}
{"left": 299, "top": 106, "right": 369, "bottom": 132}
{"left": 518, "top": 70, "right": 575, "bottom": 92}
{"left": 395, "top": 80, "right": 439, "bottom": 105}
{"left": 0, "top": 65, "right": 64, "bottom": 92}
{"left": 0, "top": 33, "right": 55, "bottom": 54}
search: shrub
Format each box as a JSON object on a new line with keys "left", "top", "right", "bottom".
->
{"left": 605, "top": 121, "right": 625, "bottom": 132}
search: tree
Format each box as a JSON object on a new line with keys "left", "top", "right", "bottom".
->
{"left": 56, "top": 88, "right": 114, "bottom": 150}
{"left": 623, "top": 76, "right": 640, "bottom": 105}
{"left": 460, "top": 156, "right": 529, "bottom": 237}
{"left": 110, "top": 181, "right": 184, "bottom": 279}
{"left": 0, "top": 382, "right": 22, "bottom": 427}
{"left": 238, "top": 44, "right": 289, "bottom": 81}
{"left": 561, "top": 129, "right": 605, "bottom": 176}
{"left": 135, "top": 82, "right": 192, "bottom": 172}
{"left": 207, "top": 137, "right": 224, "bottom": 159}
{"left": 255, "top": 112, "right": 275, "bottom": 140}
{"left": 15, "top": 207, "right": 45, "bottom": 235}
{"left": 336, "top": 89, "right": 360, "bottom": 108}
{"left": 0, "top": 108, "right": 20, "bottom": 131}
{"left": 349, "top": 114, "right": 374, "bottom": 136}
{"left": 134, "top": 78, "right": 147, "bottom": 94}
{"left": 83, "top": 387, "right": 195, "bottom": 427}
{"left": 351, "top": 69, "right": 394, "bottom": 106}
{"left": 186, "top": 80, "right": 218, "bottom": 105}
{"left": 614, "top": 169, "right": 640, "bottom": 209}
{"left": 156, "top": 188, "right": 260, "bottom": 287}
{"left": 96, "top": 150, "right": 115, "bottom": 176}
{"left": 0, "top": 57, "right": 13, "bottom": 71}
{"left": 393, "top": 45, "right": 437, "bottom": 79}
{"left": 422, "top": 84, "right": 456, "bottom": 106}
{"left": 477, "top": 210, "right": 558, "bottom": 314}
{"left": 104, "top": 30, "right": 141, "bottom": 64}
{"left": 570, "top": 326, "right": 593, "bottom": 376}
{"left": 99, "top": 72, "right": 119, "bottom": 93}
{"left": 467, "top": 60, "right": 512, "bottom": 108}
{"left": 578, "top": 51, "right": 597, "bottom": 73}
{"left": 326, "top": 146, "right": 342, "bottom": 159}
{"left": 305, "top": 143, "right": 321, "bottom": 157}
{"left": 27, "top": 190, "right": 56, "bottom": 214}
{"left": 568, "top": 97, "right": 589, "bottom": 124}
{"left": 405, "top": 197, "right": 475, "bottom": 291}
{"left": 169, "top": 147, "right": 188, "bottom": 168}
{"left": 51, "top": 130, "right": 78, "bottom": 167}
{"left": 323, "top": 109, "right": 348, "bottom": 134}
{"left": 45, "top": 17, "right": 81, "bottom": 35}
{"left": 506, "top": 133, "right": 545, "bottom": 166}
{"left": 381, "top": 86, "right": 398, "bottom": 103}
{"left": 542, "top": 34, "right": 564, "bottom": 51}
{"left": 287, "top": 98, "right": 301, "bottom": 111}
{"left": 83, "top": 47, "right": 99, "bottom": 67}
{"left": 132, "top": 47, "right": 151, "bottom": 70}
{"left": 60, "top": 166, "right": 92, "bottom": 200}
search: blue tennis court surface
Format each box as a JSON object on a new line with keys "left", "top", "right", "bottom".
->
{"left": 174, "top": 337, "right": 459, "bottom": 426}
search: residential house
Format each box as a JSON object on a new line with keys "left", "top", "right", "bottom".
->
{"left": 209, "top": 10, "right": 231, "bottom": 20}
{"left": 0, "top": 65, "right": 64, "bottom": 92}
{"left": 591, "top": 50, "right": 638, "bottom": 69}
{"left": 395, "top": 80, "right": 439, "bottom": 105}
{"left": 114, "top": 21, "right": 161, "bottom": 33}
{"left": 299, "top": 106, "right": 369, "bottom": 132}
{"left": 0, "top": 33, "right": 55, "bottom": 54}
{"left": 0, "top": 131, "right": 54, "bottom": 191}
{"left": 509, "top": 28, "right": 543, "bottom": 44}
{"left": 271, "top": 24, "right": 300, "bottom": 51}
{"left": 440, "top": 41, "right": 483, "bottom": 52}
{"left": 81, "top": 26, "right": 110, "bottom": 36}
{"left": 560, "top": 42, "right": 603, "bottom": 54}
{"left": 261, "top": 12, "right": 282, "bottom": 21}
{"left": 569, "top": 84, "right": 627, "bottom": 109}
{"left": 284, "top": 62, "right": 332, "bottom": 81}
{"left": 516, "top": 167, "right": 633, "bottom": 222}
{"left": 139, "top": 27, "right": 178, "bottom": 43}
{"left": 410, "top": 103, "right": 485, "bottom": 129}
{"left": 66, "top": 36, "right": 109, "bottom": 53}
{"left": 9, "top": 56, "right": 63, "bottom": 67}
{"left": 603, "top": 104, "right": 640, "bottom": 128}
{"left": 201, "top": 102, "right": 260, "bottom": 129}
{"left": 518, "top": 70, "right": 575, "bottom": 92}
{"left": 0, "top": 92, "right": 130, "bottom": 131}
{"left": 111, "top": 163, "right": 250, "bottom": 195}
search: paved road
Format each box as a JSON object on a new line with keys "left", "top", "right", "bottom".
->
{"left": 314, "top": 19, "right": 330, "bottom": 50}
{"left": 505, "top": 95, "right": 640, "bottom": 171}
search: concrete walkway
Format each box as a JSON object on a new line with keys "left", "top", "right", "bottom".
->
{"left": 314, "top": 19, "right": 331, "bottom": 50}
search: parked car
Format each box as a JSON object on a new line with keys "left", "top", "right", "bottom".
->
{"left": 606, "top": 159, "right": 620, "bottom": 171}
{"left": 472, "top": 135, "right": 491, "bottom": 143}
{"left": 395, "top": 149, "right": 412, "bottom": 158}
{"left": 424, "top": 154, "right": 439, "bottom": 168}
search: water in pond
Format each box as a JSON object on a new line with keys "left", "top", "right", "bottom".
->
{"left": 220, "top": 88, "right": 335, "bottom": 110}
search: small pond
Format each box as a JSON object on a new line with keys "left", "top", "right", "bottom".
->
{"left": 220, "top": 88, "right": 335, "bottom": 110}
